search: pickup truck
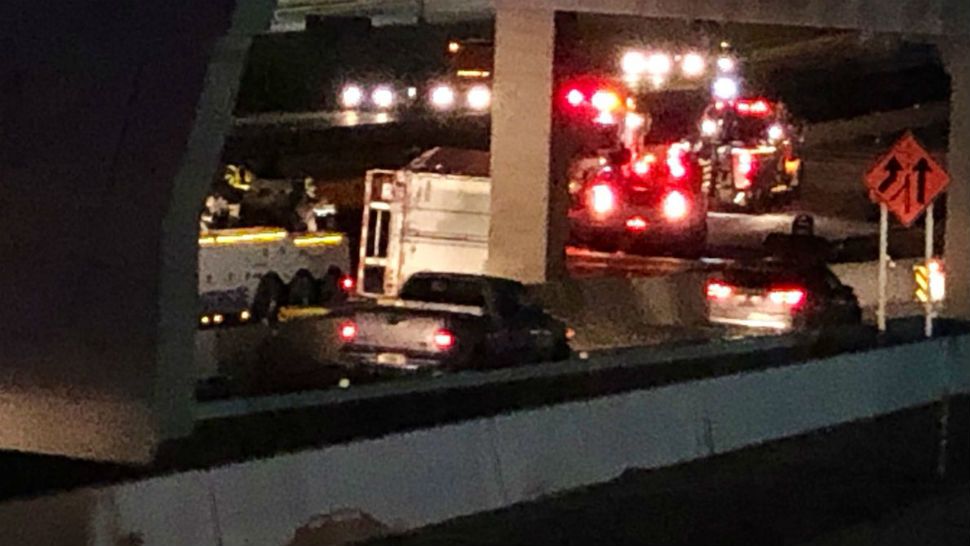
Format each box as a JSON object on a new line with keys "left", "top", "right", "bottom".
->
{"left": 331, "top": 272, "right": 572, "bottom": 372}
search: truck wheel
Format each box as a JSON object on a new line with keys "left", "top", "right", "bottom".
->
{"left": 253, "top": 275, "right": 285, "bottom": 323}
{"left": 318, "top": 266, "right": 347, "bottom": 305}
{"left": 551, "top": 339, "right": 572, "bottom": 362}
{"left": 288, "top": 270, "right": 318, "bottom": 306}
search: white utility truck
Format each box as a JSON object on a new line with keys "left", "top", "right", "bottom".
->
{"left": 199, "top": 170, "right": 354, "bottom": 326}
{"left": 357, "top": 148, "right": 491, "bottom": 297}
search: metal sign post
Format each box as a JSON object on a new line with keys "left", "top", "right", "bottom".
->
{"left": 877, "top": 203, "right": 889, "bottom": 333}
{"left": 924, "top": 203, "right": 934, "bottom": 338}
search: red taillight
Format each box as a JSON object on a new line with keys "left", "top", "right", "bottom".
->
{"left": 589, "top": 184, "right": 616, "bottom": 215}
{"left": 566, "top": 88, "right": 585, "bottom": 107}
{"left": 339, "top": 275, "right": 356, "bottom": 292}
{"left": 626, "top": 216, "right": 648, "bottom": 232}
{"left": 769, "top": 287, "right": 807, "bottom": 308}
{"left": 734, "top": 150, "right": 756, "bottom": 189}
{"left": 662, "top": 190, "right": 689, "bottom": 221}
{"left": 706, "top": 281, "right": 734, "bottom": 300}
{"left": 433, "top": 328, "right": 456, "bottom": 350}
{"left": 338, "top": 320, "right": 358, "bottom": 342}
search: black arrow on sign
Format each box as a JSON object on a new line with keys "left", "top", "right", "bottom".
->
{"left": 878, "top": 156, "right": 903, "bottom": 193}
{"left": 913, "top": 157, "right": 931, "bottom": 204}
{"left": 893, "top": 174, "right": 912, "bottom": 213}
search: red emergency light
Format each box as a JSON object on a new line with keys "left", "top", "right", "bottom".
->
{"left": 559, "top": 77, "right": 626, "bottom": 119}
{"left": 735, "top": 99, "right": 771, "bottom": 116}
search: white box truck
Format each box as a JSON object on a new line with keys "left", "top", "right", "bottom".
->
{"left": 357, "top": 148, "right": 491, "bottom": 296}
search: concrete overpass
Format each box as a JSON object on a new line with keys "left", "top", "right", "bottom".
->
{"left": 270, "top": 0, "right": 493, "bottom": 30}
{"left": 1, "top": 0, "right": 969, "bottom": 468}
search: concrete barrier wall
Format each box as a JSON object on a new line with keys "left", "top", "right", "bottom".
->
{"left": 832, "top": 258, "right": 920, "bottom": 309}
{"left": 532, "top": 272, "right": 709, "bottom": 350}
{"left": 196, "top": 259, "right": 917, "bottom": 379}
{"left": 5, "top": 334, "right": 968, "bottom": 546}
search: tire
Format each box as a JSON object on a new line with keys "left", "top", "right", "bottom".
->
{"left": 253, "top": 274, "right": 285, "bottom": 323}
{"left": 550, "top": 339, "right": 572, "bottom": 362}
{"left": 287, "top": 270, "right": 318, "bottom": 306}
{"left": 318, "top": 267, "right": 347, "bottom": 305}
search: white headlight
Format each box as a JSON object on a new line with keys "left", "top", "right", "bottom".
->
{"left": 621, "top": 50, "right": 648, "bottom": 76}
{"left": 768, "top": 124, "right": 785, "bottom": 141}
{"left": 430, "top": 85, "right": 455, "bottom": 109}
{"left": 466, "top": 85, "right": 491, "bottom": 110}
{"left": 646, "top": 53, "right": 673, "bottom": 75}
{"left": 372, "top": 86, "right": 395, "bottom": 109}
{"left": 625, "top": 112, "right": 645, "bottom": 129}
{"left": 701, "top": 118, "right": 718, "bottom": 136}
{"left": 682, "top": 53, "right": 706, "bottom": 77}
{"left": 340, "top": 85, "right": 363, "bottom": 109}
{"left": 717, "top": 56, "right": 736, "bottom": 73}
{"left": 713, "top": 77, "right": 739, "bottom": 100}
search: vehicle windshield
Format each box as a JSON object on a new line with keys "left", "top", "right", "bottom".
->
{"left": 399, "top": 276, "right": 486, "bottom": 307}
{"left": 721, "top": 113, "right": 774, "bottom": 144}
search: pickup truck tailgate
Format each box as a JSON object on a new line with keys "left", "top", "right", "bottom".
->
{"left": 347, "top": 300, "right": 482, "bottom": 355}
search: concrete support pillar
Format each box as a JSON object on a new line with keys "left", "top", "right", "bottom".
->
{"left": 157, "top": 1, "right": 275, "bottom": 441}
{"left": 0, "top": 0, "right": 273, "bottom": 462}
{"left": 943, "top": 39, "right": 970, "bottom": 319}
{"left": 487, "top": 5, "right": 559, "bottom": 283}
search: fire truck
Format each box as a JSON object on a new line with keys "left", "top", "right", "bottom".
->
{"left": 559, "top": 78, "right": 709, "bottom": 256}
{"left": 197, "top": 166, "right": 354, "bottom": 326}
{"left": 697, "top": 97, "right": 804, "bottom": 212}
